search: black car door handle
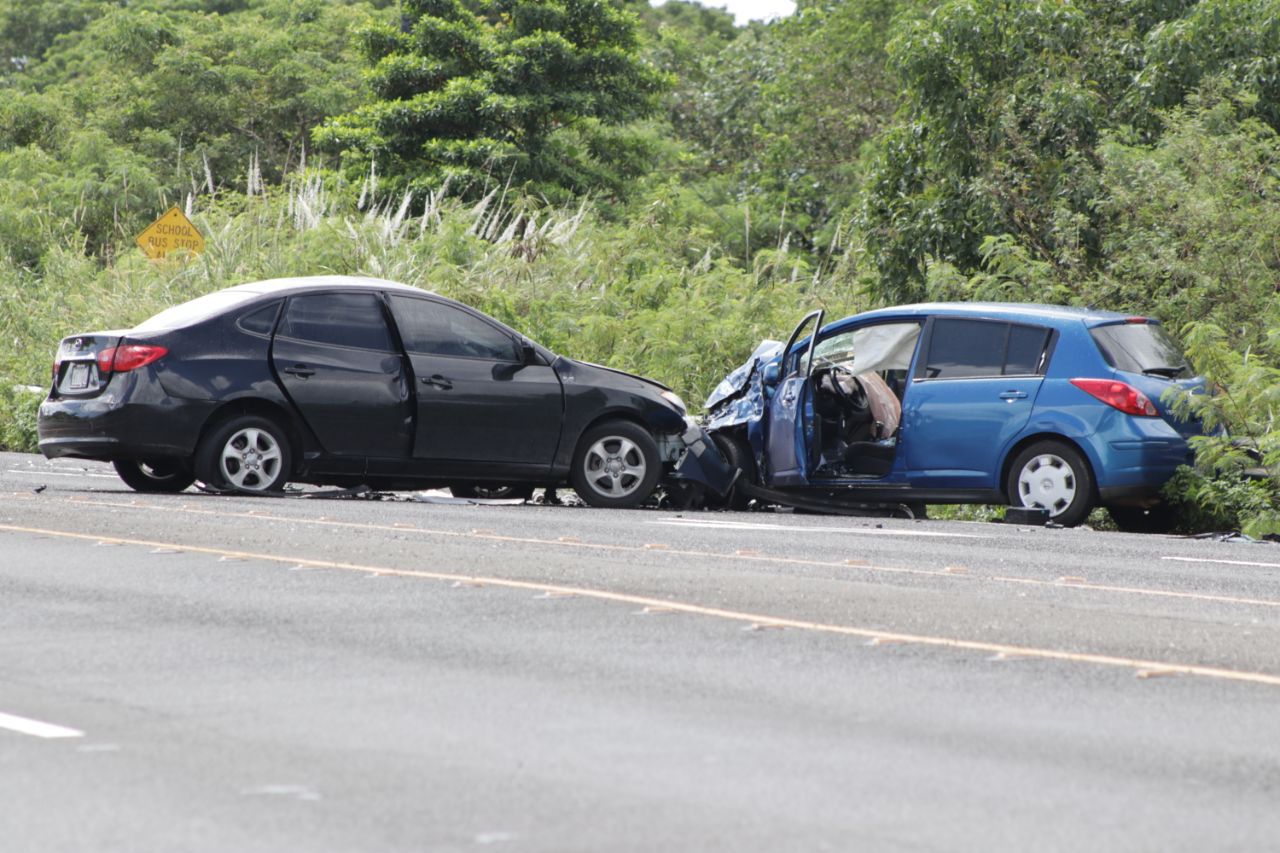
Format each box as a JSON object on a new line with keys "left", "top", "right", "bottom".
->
{"left": 283, "top": 364, "right": 315, "bottom": 378}
{"left": 422, "top": 374, "right": 453, "bottom": 390}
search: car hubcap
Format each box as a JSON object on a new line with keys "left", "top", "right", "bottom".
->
{"left": 1017, "top": 453, "right": 1076, "bottom": 516}
{"left": 220, "top": 428, "right": 282, "bottom": 491}
{"left": 582, "top": 436, "right": 646, "bottom": 499}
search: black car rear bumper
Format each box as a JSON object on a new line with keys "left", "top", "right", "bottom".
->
{"left": 38, "top": 396, "right": 208, "bottom": 461}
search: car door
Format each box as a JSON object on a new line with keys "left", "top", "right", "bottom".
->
{"left": 900, "top": 318, "right": 1053, "bottom": 488}
{"left": 272, "top": 291, "right": 413, "bottom": 458}
{"left": 764, "top": 309, "right": 824, "bottom": 486}
{"left": 387, "top": 295, "right": 563, "bottom": 467}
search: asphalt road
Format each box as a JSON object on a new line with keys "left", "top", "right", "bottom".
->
{"left": 2, "top": 450, "right": 1279, "bottom": 852}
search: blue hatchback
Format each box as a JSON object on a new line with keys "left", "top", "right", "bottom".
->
{"left": 702, "top": 303, "right": 1207, "bottom": 529}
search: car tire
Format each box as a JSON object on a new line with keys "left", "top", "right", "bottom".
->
{"left": 711, "top": 432, "right": 755, "bottom": 511}
{"left": 449, "top": 484, "right": 535, "bottom": 501}
{"left": 1006, "top": 440, "right": 1095, "bottom": 527}
{"left": 1108, "top": 503, "right": 1178, "bottom": 534}
{"left": 112, "top": 459, "right": 196, "bottom": 493}
{"left": 570, "top": 420, "right": 662, "bottom": 509}
{"left": 195, "top": 415, "right": 291, "bottom": 494}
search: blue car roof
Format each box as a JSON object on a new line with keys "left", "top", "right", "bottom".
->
{"left": 823, "top": 302, "right": 1150, "bottom": 333}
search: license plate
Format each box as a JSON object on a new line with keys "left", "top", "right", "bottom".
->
{"left": 68, "top": 362, "right": 90, "bottom": 390}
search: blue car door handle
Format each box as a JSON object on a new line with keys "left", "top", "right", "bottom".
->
{"left": 999, "top": 390, "right": 1028, "bottom": 401}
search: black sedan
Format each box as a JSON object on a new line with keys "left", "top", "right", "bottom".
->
{"left": 37, "top": 276, "right": 730, "bottom": 507}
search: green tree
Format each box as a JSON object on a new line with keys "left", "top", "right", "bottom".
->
{"left": 857, "top": 0, "right": 1206, "bottom": 302}
{"left": 315, "top": 0, "right": 667, "bottom": 199}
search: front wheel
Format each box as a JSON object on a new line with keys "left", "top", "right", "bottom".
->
{"left": 112, "top": 459, "right": 196, "bottom": 493}
{"left": 1005, "top": 440, "right": 1095, "bottom": 527}
{"left": 195, "top": 415, "right": 291, "bottom": 494}
{"left": 570, "top": 420, "right": 662, "bottom": 509}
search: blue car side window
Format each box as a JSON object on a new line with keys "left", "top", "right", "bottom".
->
{"left": 922, "top": 319, "right": 1051, "bottom": 379}
{"left": 924, "top": 319, "right": 1005, "bottom": 378}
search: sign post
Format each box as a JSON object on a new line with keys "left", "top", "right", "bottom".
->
{"left": 136, "top": 206, "right": 205, "bottom": 260}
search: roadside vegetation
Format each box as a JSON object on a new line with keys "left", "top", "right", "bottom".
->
{"left": 3, "top": 0, "right": 1280, "bottom": 532}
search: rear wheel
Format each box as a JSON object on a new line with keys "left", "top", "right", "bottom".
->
{"left": 1006, "top": 440, "right": 1095, "bottom": 527}
{"left": 112, "top": 459, "right": 196, "bottom": 493}
{"left": 449, "top": 484, "right": 535, "bottom": 501}
{"left": 710, "top": 432, "right": 755, "bottom": 511}
{"left": 195, "top": 415, "right": 291, "bottom": 494}
{"left": 570, "top": 420, "right": 661, "bottom": 509}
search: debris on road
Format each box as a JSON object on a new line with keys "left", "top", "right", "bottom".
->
{"left": 1003, "top": 506, "right": 1050, "bottom": 525}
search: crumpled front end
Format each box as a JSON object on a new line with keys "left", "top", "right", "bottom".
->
{"left": 703, "top": 340, "right": 783, "bottom": 432}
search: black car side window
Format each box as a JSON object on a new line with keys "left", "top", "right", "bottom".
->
{"left": 389, "top": 296, "right": 519, "bottom": 362}
{"left": 277, "top": 293, "right": 394, "bottom": 352}
{"left": 237, "top": 302, "right": 280, "bottom": 337}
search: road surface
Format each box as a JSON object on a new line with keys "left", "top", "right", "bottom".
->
{"left": 2, "top": 451, "right": 1278, "bottom": 851}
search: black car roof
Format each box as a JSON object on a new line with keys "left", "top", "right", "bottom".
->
{"left": 227, "top": 275, "right": 438, "bottom": 298}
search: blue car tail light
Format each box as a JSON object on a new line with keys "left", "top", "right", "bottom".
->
{"left": 1069, "top": 378, "right": 1158, "bottom": 417}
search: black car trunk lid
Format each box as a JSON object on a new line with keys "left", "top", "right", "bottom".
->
{"left": 52, "top": 331, "right": 126, "bottom": 398}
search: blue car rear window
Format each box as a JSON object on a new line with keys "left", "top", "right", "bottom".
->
{"left": 1090, "top": 323, "right": 1191, "bottom": 376}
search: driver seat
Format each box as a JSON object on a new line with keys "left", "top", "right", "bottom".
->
{"left": 838, "top": 372, "right": 901, "bottom": 477}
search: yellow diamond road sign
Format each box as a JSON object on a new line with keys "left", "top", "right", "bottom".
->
{"left": 136, "top": 205, "right": 205, "bottom": 260}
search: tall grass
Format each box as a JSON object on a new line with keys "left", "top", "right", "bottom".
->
{"left": 0, "top": 173, "right": 865, "bottom": 451}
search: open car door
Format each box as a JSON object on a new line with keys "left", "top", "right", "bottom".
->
{"left": 764, "top": 309, "right": 824, "bottom": 486}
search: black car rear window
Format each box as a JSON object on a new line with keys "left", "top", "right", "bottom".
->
{"left": 1090, "top": 322, "right": 1190, "bottom": 376}
{"left": 132, "top": 290, "right": 259, "bottom": 333}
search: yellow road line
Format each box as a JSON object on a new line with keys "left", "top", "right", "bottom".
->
{"left": 9, "top": 493, "right": 1280, "bottom": 613}
{"left": 4, "top": 521, "right": 1280, "bottom": 688}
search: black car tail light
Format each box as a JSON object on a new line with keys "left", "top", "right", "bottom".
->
{"left": 96, "top": 344, "right": 168, "bottom": 374}
{"left": 1070, "top": 378, "right": 1158, "bottom": 416}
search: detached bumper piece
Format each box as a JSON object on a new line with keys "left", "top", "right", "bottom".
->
{"left": 669, "top": 423, "right": 739, "bottom": 497}
{"left": 1003, "top": 506, "right": 1050, "bottom": 525}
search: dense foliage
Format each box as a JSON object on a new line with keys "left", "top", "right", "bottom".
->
{"left": 316, "top": 0, "right": 666, "bottom": 199}
{"left": 3, "top": 0, "right": 1280, "bottom": 530}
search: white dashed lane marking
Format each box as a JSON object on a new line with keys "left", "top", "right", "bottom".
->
{"left": 0, "top": 711, "right": 84, "bottom": 739}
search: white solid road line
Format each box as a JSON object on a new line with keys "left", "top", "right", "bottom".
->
{"left": 0, "top": 711, "right": 84, "bottom": 739}
{"left": 1162, "top": 556, "right": 1280, "bottom": 570}
{"left": 653, "top": 517, "right": 980, "bottom": 538}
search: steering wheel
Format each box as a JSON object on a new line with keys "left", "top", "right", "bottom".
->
{"left": 827, "top": 365, "right": 870, "bottom": 416}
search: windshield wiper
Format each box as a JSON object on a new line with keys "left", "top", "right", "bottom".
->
{"left": 1142, "top": 366, "right": 1188, "bottom": 378}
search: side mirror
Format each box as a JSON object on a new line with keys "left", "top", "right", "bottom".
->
{"left": 762, "top": 362, "right": 781, "bottom": 387}
{"left": 520, "top": 338, "right": 538, "bottom": 365}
